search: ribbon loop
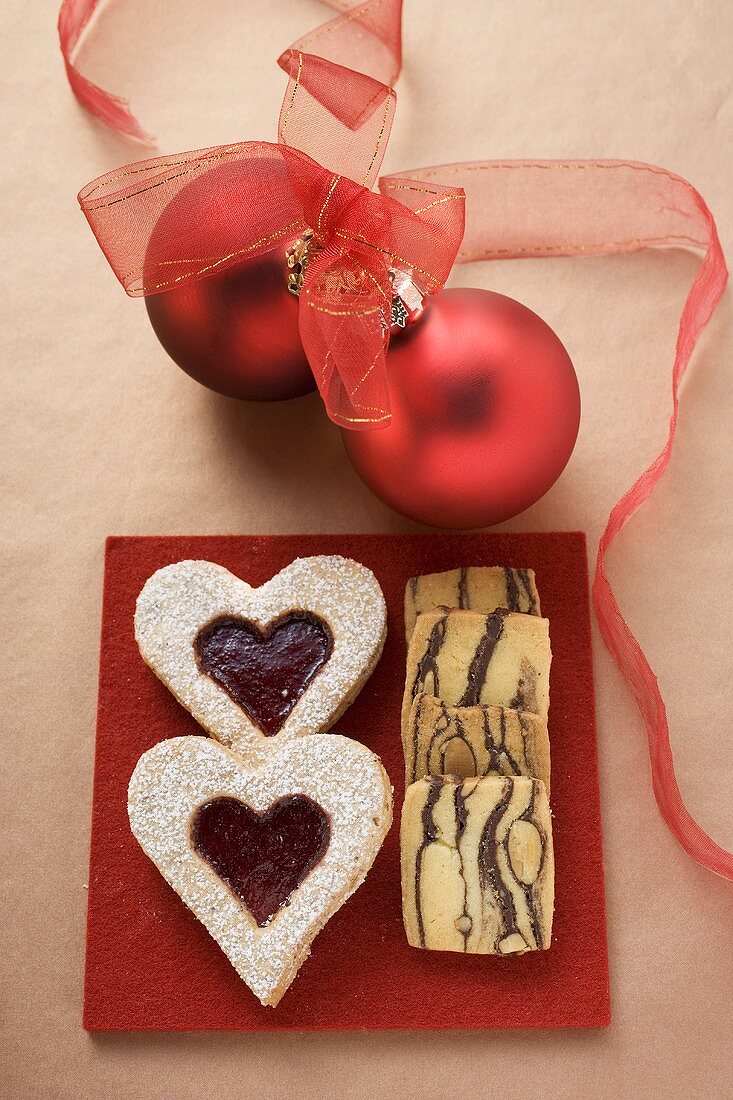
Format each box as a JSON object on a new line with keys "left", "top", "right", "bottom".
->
{"left": 278, "top": 50, "right": 396, "bottom": 189}
{"left": 78, "top": 143, "right": 313, "bottom": 297}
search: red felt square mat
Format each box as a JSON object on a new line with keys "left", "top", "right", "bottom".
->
{"left": 84, "top": 533, "right": 609, "bottom": 1031}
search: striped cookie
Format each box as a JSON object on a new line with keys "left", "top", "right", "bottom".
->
{"left": 400, "top": 774, "right": 554, "bottom": 955}
{"left": 404, "top": 566, "right": 540, "bottom": 640}
{"left": 404, "top": 693, "right": 551, "bottom": 793}
{"left": 401, "top": 608, "right": 551, "bottom": 743}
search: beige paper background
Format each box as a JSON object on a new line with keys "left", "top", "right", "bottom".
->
{"left": 1, "top": 1, "right": 732, "bottom": 1096}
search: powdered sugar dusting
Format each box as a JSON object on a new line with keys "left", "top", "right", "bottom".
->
{"left": 134, "top": 557, "right": 387, "bottom": 764}
{"left": 128, "top": 735, "right": 393, "bottom": 1007}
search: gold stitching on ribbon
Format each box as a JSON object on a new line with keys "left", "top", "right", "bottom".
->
{"left": 333, "top": 228, "right": 441, "bottom": 286}
{"left": 382, "top": 182, "right": 440, "bottom": 196}
{"left": 350, "top": 348, "right": 382, "bottom": 394}
{"left": 337, "top": 412, "right": 391, "bottom": 424}
{"left": 362, "top": 90, "right": 393, "bottom": 188}
{"left": 306, "top": 301, "right": 383, "bottom": 317}
{"left": 82, "top": 156, "right": 207, "bottom": 200}
{"left": 89, "top": 164, "right": 212, "bottom": 208}
{"left": 412, "top": 160, "right": 694, "bottom": 186}
{"left": 318, "top": 175, "right": 342, "bottom": 230}
{"left": 413, "top": 193, "right": 465, "bottom": 215}
{"left": 129, "top": 220, "right": 303, "bottom": 293}
{"left": 81, "top": 145, "right": 264, "bottom": 202}
{"left": 279, "top": 51, "right": 304, "bottom": 141}
{"left": 457, "top": 234, "right": 705, "bottom": 262}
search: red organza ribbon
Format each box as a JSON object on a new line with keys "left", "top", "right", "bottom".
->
{"left": 62, "top": 1, "right": 732, "bottom": 879}
{"left": 58, "top": 0, "right": 154, "bottom": 145}
{"left": 75, "top": 0, "right": 466, "bottom": 428}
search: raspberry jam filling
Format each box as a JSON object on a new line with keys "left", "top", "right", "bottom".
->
{"left": 195, "top": 612, "right": 333, "bottom": 735}
{"left": 190, "top": 794, "right": 331, "bottom": 927}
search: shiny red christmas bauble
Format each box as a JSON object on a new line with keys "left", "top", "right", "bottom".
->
{"left": 144, "top": 164, "right": 315, "bottom": 402}
{"left": 342, "top": 288, "right": 580, "bottom": 528}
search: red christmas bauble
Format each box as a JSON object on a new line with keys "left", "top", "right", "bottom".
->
{"left": 342, "top": 288, "right": 580, "bottom": 528}
{"left": 144, "top": 163, "right": 315, "bottom": 402}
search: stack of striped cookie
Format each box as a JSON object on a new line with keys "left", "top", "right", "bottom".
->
{"left": 399, "top": 567, "right": 555, "bottom": 956}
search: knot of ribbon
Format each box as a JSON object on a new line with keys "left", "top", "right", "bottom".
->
{"left": 280, "top": 154, "right": 465, "bottom": 428}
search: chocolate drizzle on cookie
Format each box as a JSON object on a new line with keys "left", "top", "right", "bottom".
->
{"left": 412, "top": 611, "right": 449, "bottom": 699}
{"left": 458, "top": 567, "right": 469, "bottom": 610}
{"left": 517, "top": 569, "right": 540, "bottom": 614}
{"left": 476, "top": 778, "right": 547, "bottom": 951}
{"left": 453, "top": 781, "right": 473, "bottom": 949}
{"left": 507, "top": 782, "right": 545, "bottom": 949}
{"left": 483, "top": 708, "right": 523, "bottom": 777}
{"left": 504, "top": 567, "right": 520, "bottom": 612}
{"left": 414, "top": 776, "right": 444, "bottom": 947}
{"left": 503, "top": 567, "right": 540, "bottom": 614}
{"left": 458, "top": 608, "right": 509, "bottom": 706}
{"left": 477, "top": 778, "right": 523, "bottom": 949}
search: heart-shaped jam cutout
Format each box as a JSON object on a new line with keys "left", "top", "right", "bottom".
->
{"left": 195, "top": 613, "right": 333, "bottom": 735}
{"left": 191, "top": 794, "right": 331, "bottom": 927}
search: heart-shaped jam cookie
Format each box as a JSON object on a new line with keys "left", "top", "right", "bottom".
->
{"left": 128, "top": 735, "right": 392, "bottom": 1007}
{"left": 134, "top": 556, "right": 386, "bottom": 763}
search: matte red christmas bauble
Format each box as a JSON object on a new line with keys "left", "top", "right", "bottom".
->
{"left": 144, "top": 163, "right": 315, "bottom": 402}
{"left": 342, "top": 288, "right": 580, "bottom": 528}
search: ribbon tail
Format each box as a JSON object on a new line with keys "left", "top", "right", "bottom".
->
{"left": 298, "top": 249, "right": 392, "bottom": 429}
{"left": 593, "top": 206, "right": 730, "bottom": 879}
{"left": 58, "top": 0, "right": 155, "bottom": 145}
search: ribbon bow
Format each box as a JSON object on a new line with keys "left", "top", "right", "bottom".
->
{"left": 77, "top": 0, "right": 464, "bottom": 429}
{"left": 79, "top": 141, "right": 464, "bottom": 429}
